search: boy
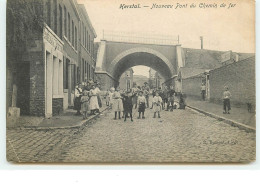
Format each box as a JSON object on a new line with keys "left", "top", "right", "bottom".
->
{"left": 137, "top": 91, "right": 146, "bottom": 119}
{"left": 122, "top": 91, "right": 134, "bottom": 122}
{"left": 153, "top": 91, "right": 162, "bottom": 118}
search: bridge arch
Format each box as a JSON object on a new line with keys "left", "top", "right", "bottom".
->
{"left": 108, "top": 47, "right": 175, "bottom": 81}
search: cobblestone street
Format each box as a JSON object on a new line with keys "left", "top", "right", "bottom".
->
{"left": 7, "top": 107, "right": 255, "bottom": 163}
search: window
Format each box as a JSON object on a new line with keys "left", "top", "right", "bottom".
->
{"left": 84, "top": 27, "right": 87, "bottom": 47}
{"left": 82, "top": 59, "right": 84, "bottom": 81}
{"left": 72, "top": 20, "right": 74, "bottom": 47}
{"left": 75, "top": 26, "right": 77, "bottom": 50}
{"left": 68, "top": 13, "right": 70, "bottom": 41}
{"left": 64, "top": 59, "right": 69, "bottom": 89}
{"left": 46, "top": 0, "right": 51, "bottom": 27}
{"left": 88, "top": 64, "right": 90, "bottom": 79}
{"left": 87, "top": 31, "right": 89, "bottom": 51}
{"left": 88, "top": 35, "right": 90, "bottom": 52}
{"left": 82, "top": 24, "right": 84, "bottom": 45}
{"left": 58, "top": 5, "right": 62, "bottom": 39}
{"left": 64, "top": 6, "right": 67, "bottom": 37}
{"left": 92, "top": 41, "right": 94, "bottom": 57}
{"left": 54, "top": 0, "right": 58, "bottom": 34}
{"left": 85, "top": 61, "right": 87, "bottom": 80}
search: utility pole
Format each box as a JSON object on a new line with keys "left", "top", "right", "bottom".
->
{"left": 200, "top": 36, "right": 203, "bottom": 49}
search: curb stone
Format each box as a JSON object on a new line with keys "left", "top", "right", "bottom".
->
{"left": 185, "top": 104, "right": 255, "bottom": 133}
{"left": 8, "top": 107, "right": 109, "bottom": 131}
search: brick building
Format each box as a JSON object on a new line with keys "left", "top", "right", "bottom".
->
{"left": 6, "top": 0, "right": 96, "bottom": 117}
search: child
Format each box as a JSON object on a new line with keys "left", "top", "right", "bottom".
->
{"left": 137, "top": 91, "right": 146, "bottom": 119}
{"left": 112, "top": 87, "right": 123, "bottom": 119}
{"left": 109, "top": 87, "right": 115, "bottom": 109}
{"left": 178, "top": 93, "right": 186, "bottom": 109}
{"left": 153, "top": 91, "right": 162, "bottom": 118}
{"left": 80, "top": 90, "right": 89, "bottom": 120}
{"left": 105, "top": 89, "right": 110, "bottom": 106}
{"left": 223, "top": 86, "right": 231, "bottom": 114}
{"left": 122, "top": 91, "right": 134, "bottom": 122}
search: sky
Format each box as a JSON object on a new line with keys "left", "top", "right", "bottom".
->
{"left": 78, "top": 0, "right": 255, "bottom": 77}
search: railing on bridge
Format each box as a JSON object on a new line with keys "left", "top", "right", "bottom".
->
{"left": 102, "top": 30, "right": 179, "bottom": 45}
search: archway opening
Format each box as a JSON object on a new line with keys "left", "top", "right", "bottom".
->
{"left": 112, "top": 52, "right": 172, "bottom": 84}
{"left": 118, "top": 65, "right": 164, "bottom": 91}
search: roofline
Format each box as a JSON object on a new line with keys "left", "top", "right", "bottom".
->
{"left": 183, "top": 47, "right": 255, "bottom": 55}
{"left": 78, "top": 4, "right": 97, "bottom": 38}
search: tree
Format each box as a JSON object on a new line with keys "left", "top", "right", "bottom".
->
{"left": 6, "top": 0, "right": 44, "bottom": 55}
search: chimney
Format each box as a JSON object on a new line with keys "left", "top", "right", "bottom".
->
{"left": 200, "top": 36, "right": 203, "bottom": 49}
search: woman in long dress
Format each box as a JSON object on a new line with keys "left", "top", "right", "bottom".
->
{"left": 112, "top": 87, "right": 123, "bottom": 119}
{"left": 89, "top": 85, "right": 100, "bottom": 115}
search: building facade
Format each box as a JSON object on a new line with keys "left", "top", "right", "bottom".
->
{"left": 7, "top": 0, "right": 96, "bottom": 118}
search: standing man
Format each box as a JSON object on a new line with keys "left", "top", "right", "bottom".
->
{"left": 223, "top": 86, "right": 231, "bottom": 114}
{"left": 201, "top": 82, "right": 206, "bottom": 101}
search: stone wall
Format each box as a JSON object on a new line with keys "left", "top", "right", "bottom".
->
{"left": 209, "top": 57, "right": 255, "bottom": 107}
{"left": 182, "top": 76, "right": 203, "bottom": 98}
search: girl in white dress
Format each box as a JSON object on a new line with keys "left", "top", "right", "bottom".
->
{"left": 89, "top": 85, "right": 100, "bottom": 115}
{"left": 153, "top": 91, "right": 162, "bottom": 118}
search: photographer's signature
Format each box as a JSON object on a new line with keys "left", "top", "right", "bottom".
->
{"left": 203, "top": 139, "right": 238, "bottom": 145}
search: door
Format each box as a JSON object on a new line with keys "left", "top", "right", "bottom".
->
{"left": 16, "top": 63, "right": 30, "bottom": 115}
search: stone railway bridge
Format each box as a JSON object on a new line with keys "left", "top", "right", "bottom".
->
{"left": 95, "top": 40, "right": 185, "bottom": 90}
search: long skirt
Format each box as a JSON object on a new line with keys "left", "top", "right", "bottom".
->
{"left": 89, "top": 96, "right": 100, "bottom": 110}
{"left": 112, "top": 99, "right": 123, "bottom": 112}
{"left": 74, "top": 97, "right": 81, "bottom": 110}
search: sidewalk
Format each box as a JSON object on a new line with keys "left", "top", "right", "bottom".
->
{"left": 185, "top": 97, "right": 255, "bottom": 129}
{"left": 7, "top": 102, "right": 108, "bottom": 129}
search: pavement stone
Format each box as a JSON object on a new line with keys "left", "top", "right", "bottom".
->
{"left": 6, "top": 105, "right": 256, "bottom": 163}
{"left": 185, "top": 97, "right": 255, "bottom": 128}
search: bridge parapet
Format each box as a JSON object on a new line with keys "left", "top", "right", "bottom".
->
{"left": 102, "top": 30, "right": 179, "bottom": 46}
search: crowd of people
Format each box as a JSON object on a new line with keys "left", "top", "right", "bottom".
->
{"left": 73, "top": 80, "right": 187, "bottom": 121}
{"left": 73, "top": 79, "right": 102, "bottom": 120}
{"left": 104, "top": 84, "right": 186, "bottom": 122}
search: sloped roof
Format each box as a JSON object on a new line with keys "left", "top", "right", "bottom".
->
{"left": 182, "top": 48, "right": 255, "bottom": 70}
{"left": 179, "top": 67, "right": 207, "bottom": 79}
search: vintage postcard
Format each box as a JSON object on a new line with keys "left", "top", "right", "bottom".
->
{"left": 6, "top": 0, "right": 255, "bottom": 163}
